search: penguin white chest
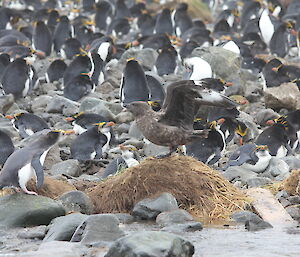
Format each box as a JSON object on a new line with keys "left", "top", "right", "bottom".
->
{"left": 18, "top": 163, "right": 35, "bottom": 191}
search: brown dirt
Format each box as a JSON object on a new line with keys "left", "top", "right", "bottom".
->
{"left": 282, "top": 169, "right": 300, "bottom": 196}
{"left": 87, "top": 155, "right": 248, "bottom": 223}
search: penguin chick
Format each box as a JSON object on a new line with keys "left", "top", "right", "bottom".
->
{"left": 6, "top": 112, "right": 49, "bottom": 139}
{"left": 63, "top": 74, "right": 95, "bottom": 101}
{"left": 70, "top": 122, "right": 115, "bottom": 161}
{"left": 0, "top": 129, "right": 62, "bottom": 195}
{"left": 0, "top": 130, "right": 14, "bottom": 165}
{"left": 65, "top": 112, "right": 108, "bottom": 134}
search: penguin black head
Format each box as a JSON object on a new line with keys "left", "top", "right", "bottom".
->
{"left": 94, "top": 121, "right": 115, "bottom": 133}
{"left": 147, "top": 100, "right": 161, "bottom": 112}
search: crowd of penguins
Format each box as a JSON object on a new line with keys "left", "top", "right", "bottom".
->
{"left": 1, "top": 0, "right": 300, "bottom": 193}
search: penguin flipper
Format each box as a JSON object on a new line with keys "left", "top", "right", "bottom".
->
{"left": 31, "top": 154, "right": 44, "bottom": 189}
{"left": 18, "top": 124, "right": 30, "bottom": 138}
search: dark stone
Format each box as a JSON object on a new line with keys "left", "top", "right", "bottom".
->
{"left": 70, "top": 214, "right": 125, "bottom": 246}
{"left": 0, "top": 194, "right": 65, "bottom": 228}
{"left": 232, "top": 211, "right": 273, "bottom": 231}
{"left": 287, "top": 196, "right": 300, "bottom": 204}
{"left": 132, "top": 192, "right": 178, "bottom": 220}
{"left": 43, "top": 213, "right": 87, "bottom": 242}
{"left": 285, "top": 206, "right": 300, "bottom": 221}
{"left": 104, "top": 231, "right": 194, "bottom": 257}
{"left": 59, "top": 191, "right": 94, "bottom": 214}
{"left": 246, "top": 177, "right": 272, "bottom": 188}
{"left": 50, "top": 160, "right": 82, "bottom": 177}
{"left": 113, "top": 213, "right": 135, "bottom": 224}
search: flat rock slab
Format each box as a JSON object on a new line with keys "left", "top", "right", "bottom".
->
{"left": 0, "top": 194, "right": 65, "bottom": 228}
{"left": 246, "top": 188, "right": 296, "bottom": 228}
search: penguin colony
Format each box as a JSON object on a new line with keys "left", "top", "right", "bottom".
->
{"left": 0, "top": 0, "right": 300, "bottom": 194}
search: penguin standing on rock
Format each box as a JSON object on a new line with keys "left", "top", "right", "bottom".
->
{"left": 120, "top": 58, "right": 150, "bottom": 107}
{"left": 6, "top": 112, "right": 50, "bottom": 139}
{"left": 154, "top": 46, "right": 178, "bottom": 76}
{"left": 0, "top": 129, "right": 63, "bottom": 195}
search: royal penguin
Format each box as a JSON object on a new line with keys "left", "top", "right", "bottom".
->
{"left": 183, "top": 56, "right": 212, "bottom": 80}
{"left": 154, "top": 45, "right": 178, "bottom": 76}
{"left": 32, "top": 20, "right": 52, "bottom": 57}
{"left": 60, "top": 38, "right": 82, "bottom": 60}
{"left": 65, "top": 112, "right": 109, "bottom": 135}
{"left": 120, "top": 58, "right": 150, "bottom": 107}
{"left": 6, "top": 112, "right": 49, "bottom": 139}
{"left": 53, "top": 16, "right": 73, "bottom": 53}
{"left": 0, "top": 129, "right": 63, "bottom": 195}
{"left": 154, "top": 8, "right": 173, "bottom": 35}
{"left": 0, "top": 130, "right": 14, "bottom": 166}
{"left": 70, "top": 122, "right": 115, "bottom": 161}
{"left": 1, "top": 58, "right": 33, "bottom": 99}
{"left": 45, "top": 59, "right": 67, "bottom": 83}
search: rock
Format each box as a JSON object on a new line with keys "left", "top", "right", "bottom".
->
{"left": 59, "top": 191, "right": 94, "bottom": 214}
{"left": 192, "top": 47, "right": 241, "bottom": 80}
{"left": 115, "top": 123, "right": 130, "bottom": 134}
{"left": 246, "top": 177, "right": 272, "bottom": 188}
{"left": 120, "top": 48, "right": 158, "bottom": 71}
{"left": 222, "top": 166, "right": 258, "bottom": 184}
{"left": 237, "top": 111, "right": 260, "bottom": 142}
{"left": 70, "top": 214, "right": 125, "bottom": 246}
{"left": 115, "top": 111, "right": 134, "bottom": 123}
{"left": 282, "top": 156, "right": 300, "bottom": 170}
{"left": 31, "top": 95, "right": 53, "bottom": 112}
{"left": 287, "top": 196, "right": 300, "bottom": 204}
{"left": 243, "top": 80, "right": 263, "bottom": 102}
{"left": 263, "top": 157, "right": 290, "bottom": 180}
{"left": 231, "top": 211, "right": 273, "bottom": 231}
{"left": 264, "top": 83, "right": 300, "bottom": 110}
{"left": 43, "top": 213, "right": 87, "bottom": 242}
{"left": 79, "top": 97, "right": 115, "bottom": 121}
{"left": 161, "top": 222, "right": 203, "bottom": 233}
{"left": 19, "top": 241, "right": 87, "bottom": 257}
{"left": 50, "top": 160, "right": 82, "bottom": 177}
{"left": 285, "top": 206, "right": 300, "bottom": 221}
{"left": 0, "top": 94, "right": 15, "bottom": 113}
{"left": 18, "top": 225, "right": 47, "bottom": 239}
{"left": 104, "top": 231, "right": 194, "bottom": 257}
{"left": 0, "top": 194, "right": 65, "bottom": 228}
{"left": 97, "top": 81, "right": 115, "bottom": 94}
{"left": 132, "top": 192, "right": 179, "bottom": 220}
{"left": 143, "top": 141, "right": 170, "bottom": 157}
{"left": 275, "top": 190, "right": 289, "bottom": 199}
{"left": 46, "top": 95, "right": 79, "bottom": 114}
{"left": 113, "top": 213, "right": 135, "bottom": 224}
{"left": 254, "top": 108, "right": 279, "bottom": 126}
{"left": 43, "top": 145, "right": 63, "bottom": 171}
{"left": 156, "top": 209, "right": 195, "bottom": 227}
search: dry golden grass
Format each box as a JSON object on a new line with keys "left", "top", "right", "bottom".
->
{"left": 87, "top": 155, "right": 248, "bottom": 223}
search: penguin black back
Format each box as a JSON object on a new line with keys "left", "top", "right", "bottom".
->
{"left": 33, "top": 20, "right": 52, "bottom": 56}
{"left": 46, "top": 59, "right": 67, "bottom": 83}
{"left": 0, "top": 130, "right": 14, "bottom": 165}
{"left": 154, "top": 8, "right": 173, "bottom": 35}
{"left": 64, "top": 74, "right": 94, "bottom": 101}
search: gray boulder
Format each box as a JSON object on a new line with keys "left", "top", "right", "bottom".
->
{"left": 282, "top": 156, "right": 300, "bottom": 170}
{"left": 246, "top": 177, "right": 272, "bottom": 188}
{"left": 104, "top": 231, "right": 194, "bottom": 257}
{"left": 222, "top": 166, "right": 258, "bottom": 184}
{"left": 285, "top": 206, "right": 300, "bottom": 221}
{"left": 0, "top": 194, "right": 65, "bottom": 228}
{"left": 70, "top": 214, "right": 125, "bottom": 246}
{"left": 132, "top": 192, "right": 179, "bottom": 220}
{"left": 50, "top": 160, "right": 82, "bottom": 177}
{"left": 264, "top": 83, "right": 300, "bottom": 110}
{"left": 0, "top": 94, "right": 14, "bottom": 113}
{"left": 113, "top": 213, "right": 135, "bottom": 224}
{"left": 43, "top": 213, "right": 87, "bottom": 242}
{"left": 143, "top": 141, "right": 170, "bottom": 157}
{"left": 231, "top": 211, "right": 273, "bottom": 231}
{"left": 156, "top": 209, "right": 195, "bottom": 227}
{"left": 46, "top": 95, "right": 79, "bottom": 115}
{"left": 79, "top": 97, "right": 115, "bottom": 120}
{"left": 17, "top": 225, "right": 47, "bottom": 240}
{"left": 263, "top": 157, "right": 289, "bottom": 180}
{"left": 59, "top": 191, "right": 94, "bottom": 214}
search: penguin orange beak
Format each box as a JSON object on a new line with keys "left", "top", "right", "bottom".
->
{"left": 272, "top": 64, "right": 282, "bottom": 72}
{"left": 217, "top": 118, "right": 225, "bottom": 124}
{"left": 33, "top": 50, "right": 46, "bottom": 59}
{"left": 105, "top": 121, "right": 115, "bottom": 127}
{"left": 81, "top": 72, "right": 92, "bottom": 77}
{"left": 238, "top": 136, "right": 243, "bottom": 145}
{"left": 225, "top": 81, "right": 233, "bottom": 87}
{"left": 266, "top": 119, "right": 275, "bottom": 126}
{"left": 5, "top": 115, "right": 13, "bottom": 120}
{"left": 65, "top": 117, "right": 75, "bottom": 122}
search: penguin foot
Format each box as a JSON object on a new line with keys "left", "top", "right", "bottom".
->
{"left": 23, "top": 188, "right": 38, "bottom": 195}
